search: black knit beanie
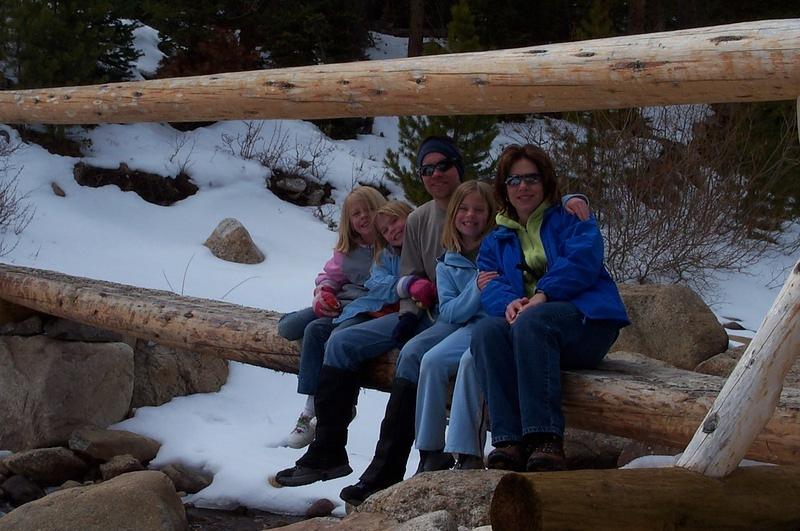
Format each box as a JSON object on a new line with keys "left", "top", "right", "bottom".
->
{"left": 415, "top": 136, "right": 465, "bottom": 180}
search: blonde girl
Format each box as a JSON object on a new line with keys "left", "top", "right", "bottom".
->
{"left": 414, "top": 180, "right": 497, "bottom": 472}
{"left": 278, "top": 186, "right": 386, "bottom": 448}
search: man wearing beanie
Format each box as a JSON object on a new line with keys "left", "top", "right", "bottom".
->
{"left": 274, "top": 136, "right": 588, "bottom": 506}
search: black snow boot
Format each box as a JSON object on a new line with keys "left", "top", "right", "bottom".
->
{"left": 340, "top": 376, "right": 417, "bottom": 505}
{"left": 275, "top": 365, "right": 360, "bottom": 487}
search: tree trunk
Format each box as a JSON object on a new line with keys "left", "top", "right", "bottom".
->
{"left": 677, "top": 259, "right": 800, "bottom": 476}
{"left": 407, "top": 0, "right": 424, "bottom": 57}
{"left": 1, "top": 20, "right": 798, "bottom": 124}
{"left": 490, "top": 466, "right": 800, "bottom": 531}
{"left": 0, "top": 264, "right": 798, "bottom": 464}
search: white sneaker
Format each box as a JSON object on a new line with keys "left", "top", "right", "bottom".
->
{"left": 286, "top": 415, "right": 317, "bottom": 449}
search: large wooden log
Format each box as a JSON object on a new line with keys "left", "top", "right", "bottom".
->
{"left": 0, "top": 264, "right": 798, "bottom": 464}
{"left": 678, "top": 259, "right": 800, "bottom": 476}
{"left": 489, "top": 466, "right": 800, "bottom": 531}
{"left": 1, "top": 20, "right": 798, "bottom": 124}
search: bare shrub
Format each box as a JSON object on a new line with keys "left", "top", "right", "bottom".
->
{"left": 510, "top": 105, "right": 793, "bottom": 292}
{"left": 0, "top": 131, "right": 34, "bottom": 256}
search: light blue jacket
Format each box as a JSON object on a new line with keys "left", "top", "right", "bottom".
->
{"left": 435, "top": 251, "right": 485, "bottom": 325}
{"left": 333, "top": 247, "right": 401, "bottom": 324}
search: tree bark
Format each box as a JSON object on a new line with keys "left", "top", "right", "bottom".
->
{"left": 490, "top": 466, "right": 800, "bottom": 531}
{"left": 0, "top": 264, "right": 798, "bottom": 464}
{"left": 407, "top": 0, "right": 424, "bottom": 57}
{"left": 677, "top": 259, "right": 800, "bottom": 476}
{"left": 0, "top": 20, "right": 798, "bottom": 124}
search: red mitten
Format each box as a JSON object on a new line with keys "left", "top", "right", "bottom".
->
{"left": 409, "top": 278, "right": 436, "bottom": 309}
{"left": 313, "top": 288, "right": 341, "bottom": 317}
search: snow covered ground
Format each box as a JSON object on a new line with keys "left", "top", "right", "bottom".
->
{"left": 0, "top": 29, "right": 796, "bottom": 517}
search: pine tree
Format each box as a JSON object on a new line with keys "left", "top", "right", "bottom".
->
{"left": 384, "top": 0, "right": 498, "bottom": 205}
{"left": 0, "top": 0, "right": 140, "bottom": 89}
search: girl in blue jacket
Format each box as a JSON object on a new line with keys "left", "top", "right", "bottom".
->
{"left": 280, "top": 199, "right": 412, "bottom": 449}
{"left": 414, "top": 180, "right": 496, "bottom": 472}
{"left": 473, "top": 144, "right": 629, "bottom": 472}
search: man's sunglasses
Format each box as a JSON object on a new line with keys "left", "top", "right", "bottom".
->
{"left": 505, "top": 173, "right": 543, "bottom": 187}
{"left": 419, "top": 159, "right": 456, "bottom": 177}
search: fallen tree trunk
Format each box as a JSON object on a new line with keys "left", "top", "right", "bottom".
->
{"left": 490, "top": 466, "right": 800, "bottom": 531}
{"left": 1, "top": 20, "right": 798, "bottom": 124}
{"left": 0, "top": 264, "right": 798, "bottom": 464}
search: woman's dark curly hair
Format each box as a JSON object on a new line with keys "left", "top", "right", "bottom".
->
{"left": 494, "top": 144, "right": 561, "bottom": 221}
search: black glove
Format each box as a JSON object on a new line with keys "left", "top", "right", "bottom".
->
{"left": 391, "top": 313, "right": 420, "bottom": 346}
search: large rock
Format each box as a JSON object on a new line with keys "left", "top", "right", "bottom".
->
{"left": 159, "top": 464, "right": 212, "bottom": 494}
{"left": 564, "top": 428, "right": 629, "bottom": 469}
{"left": 132, "top": 340, "right": 228, "bottom": 408}
{"left": 0, "top": 470, "right": 187, "bottom": 531}
{"left": 99, "top": 454, "right": 144, "bottom": 481}
{"left": 0, "top": 336, "right": 134, "bottom": 451}
{"left": 0, "top": 316, "right": 43, "bottom": 336}
{"left": 274, "top": 513, "right": 398, "bottom": 530}
{"left": 68, "top": 427, "right": 161, "bottom": 463}
{"left": 3, "top": 448, "right": 87, "bottom": 486}
{"left": 0, "top": 475, "right": 45, "bottom": 506}
{"left": 358, "top": 470, "right": 507, "bottom": 529}
{"left": 695, "top": 346, "right": 800, "bottom": 389}
{"left": 203, "top": 218, "right": 265, "bottom": 264}
{"left": 614, "top": 284, "right": 728, "bottom": 370}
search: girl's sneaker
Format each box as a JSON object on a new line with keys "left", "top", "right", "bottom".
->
{"left": 286, "top": 415, "right": 317, "bottom": 449}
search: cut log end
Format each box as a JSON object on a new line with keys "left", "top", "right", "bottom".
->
{"left": 490, "top": 473, "right": 543, "bottom": 531}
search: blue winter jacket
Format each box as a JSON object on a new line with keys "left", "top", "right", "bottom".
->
{"left": 435, "top": 251, "right": 486, "bottom": 325}
{"left": 479, "top": 207, "right": 630, "bottom": 326}
{"left": 333, "top": 247, "right": 401, "bottom": 324}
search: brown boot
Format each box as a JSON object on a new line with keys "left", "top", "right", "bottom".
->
{"left": 487, "top": 443, "right": 528, "bottom": 472}
{"left": 525, "top": 434, "right": 566, "bottom": 472}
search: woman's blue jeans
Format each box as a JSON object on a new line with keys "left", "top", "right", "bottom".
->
{"left": 278, "top": 307, "right": 368, "bottom": 395}
{"left": 471, "top": 302, "right": 620, "bottom": 444}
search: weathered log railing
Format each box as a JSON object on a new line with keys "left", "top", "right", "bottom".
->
{"left": 0, "top": 19, "right": 798, "bottom": 124}
{"left": 0, "top": 263, "right": 797, "bottom": 466}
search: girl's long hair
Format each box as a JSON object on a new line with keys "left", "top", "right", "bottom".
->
{"left": 442, "top": 180, "right": 496, "bottom": 253}
{"left": 373, "top": 200, "right": 414, "bottom": 261}
{"left": 335, "top": 186, "right": 387, "bottom": 253}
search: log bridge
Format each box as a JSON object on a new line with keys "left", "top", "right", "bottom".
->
{"left": 1, "top": 18, "right": 799, "bottom": 530}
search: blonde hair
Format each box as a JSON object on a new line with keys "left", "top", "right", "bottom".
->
{"left": 373, "top": 200, "right": 414, "bottom": 261}
{"left": 335, "top": 186, "right": 387, "bottom": 253}
{"left": 442, "top": 180, "right": 496, "bottom": 253}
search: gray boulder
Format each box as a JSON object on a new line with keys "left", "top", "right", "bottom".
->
{"left": 132, "top": 340, "right": 228, "bottom": 408}
{"left": 159, "top": 464, "right": 212, "bottom": 494}
{"left": 0, "top": 336, "right": 134, "bottom": 451}
{"left": 3, "top": 448, "right": 87, "bottom": 486}
{"left": 358, "top": 470, "right": 507, "bottom": 529}
{"left": 68, "top": 427, "right": 161, "bottom": 464}
{"left": 99, "top": 454, "right": 144, "bottom": 481}
{"left": 1, "top": 475, "right": 45, "bottom": 506}
{"left": 614, "top": 284, "right": 729, "bottom": 370}
{"left": 203, "top": 218, "right": 265, "bottom": 264}
{"left": 0, "top": 470, "right": 187, "bottom": 530}
{"left": 396, "top": 510, "right": 457, "bottom": 531}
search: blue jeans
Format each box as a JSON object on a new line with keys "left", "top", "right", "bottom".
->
{"left": 444, "top": 348, "right": 487, "bottom": 457}
{"left": 415, "top": 324, "right": 474, "bottom": 452}
{"left": 471, "top": 302, "right": 620, "bottom": 444}
{"left": 323, "top": 313, "right": 460, "bottom": 383}
{"left": 278, "top": 307, "right": 368, "bottom": 395}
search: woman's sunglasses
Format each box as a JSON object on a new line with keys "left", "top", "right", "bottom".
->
{"left": 505, "top": 173, "right": 543, "bottom": 187}
{"left": 419, "top": 159, "right": 456, "bottom": 177}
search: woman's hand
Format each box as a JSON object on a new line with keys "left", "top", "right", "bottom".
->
{"left": 477, "top": 271, "right": 499, "bottom": 291}
{"left": 565, "top": 197, "right": 591, "bottom": 221}
{"left": 517, "top": 291, "right": 547, "bottom": 317}
{"left": 505, "top": 297, "right": 529, "bottom": 324}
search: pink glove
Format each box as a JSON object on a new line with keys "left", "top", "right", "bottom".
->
{"left": 409, "top": 278, "right": 436, "bottom": 309}
{"left": 313, "top": 288, "right": 341, "bottom": 318}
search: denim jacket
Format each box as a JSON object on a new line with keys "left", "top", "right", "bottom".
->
{"left": 333, "top": 247, "right": 401, "bottom": 324}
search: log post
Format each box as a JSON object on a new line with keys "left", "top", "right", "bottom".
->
{"left": 0, "top": 20, "right": 798, "bottom": 124}
{"left": 677, "top": 259, "right": 800, "bottom": 476}
{"left": 489, "top": 466, "right": 800, "bottom": 531}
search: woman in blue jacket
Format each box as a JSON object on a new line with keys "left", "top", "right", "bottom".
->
{"left": 473, "top": 144, "right": 629, "bottom": 472}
